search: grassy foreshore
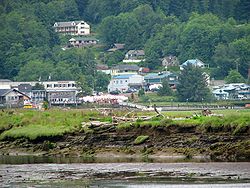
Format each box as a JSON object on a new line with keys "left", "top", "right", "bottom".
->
{"left": 0, "top": 108, "right": 249, "bottom": 161}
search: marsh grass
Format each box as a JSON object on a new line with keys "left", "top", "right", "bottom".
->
{"left": 0, "top": 109, "right": 103, "bottom": 140}
{"left": 0, "top": 109, "right": 249, "bottom": 140}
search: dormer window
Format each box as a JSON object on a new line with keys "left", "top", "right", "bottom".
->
{"left": 54, "top": 23, "right": 58, "bottom": 27}
{"left": 71, "top": 22, "right": 76, "bottom": 26}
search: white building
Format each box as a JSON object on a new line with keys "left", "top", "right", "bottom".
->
{"left": 108, "top": 74, "right": 144, "bottom": 93}
{"left": 53, "top": 21, "right": 90, "bottom": 36}
{"left": 69, "top": 37, "right": 98, "bottom": 47}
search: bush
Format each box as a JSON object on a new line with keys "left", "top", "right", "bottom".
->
{"left": 140, "top": 95, "right": 150, "bottom": 103}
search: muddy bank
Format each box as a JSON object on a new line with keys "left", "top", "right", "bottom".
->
{"left": 1, "top": 162, "right": 250, "bottom": 187}
{"left": 0, "top": 124, "right": 249, "bottom": 162}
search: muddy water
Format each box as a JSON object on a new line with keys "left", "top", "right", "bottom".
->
{"left": 0, "top": 156, "right": 250, "bottom": 187}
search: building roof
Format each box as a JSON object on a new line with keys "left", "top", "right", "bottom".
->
{"left": 54, "top": 21, "right": 88, "bottom": 27}
{"left": 0, "top": 89, "right": 31, "bottom": 99}
{"left": 18, "top": 84, "right": 32, "bottom": 92}
{"left": 113, "top": 64, "right": 140, "bottom": 71}
{"left": 114, "top": 43, "right": 125, "bottom": 49}
{"left": 0, "top": 89, "right": 10, "bottom": 96}
{"left": 107, "top": 43, "right": 125, "bottom": 52}
{"left": 69, "top": 37, "right": 97, "bottom": 42}
{"left": 161, "top": 55, "right": 179, "bottom": 65}
{"left": 96, "top": 64, "right": 109, "bottom": 70}
{"left": 0, "top": 79, "right": 12, "bottom": 82}
{"left": 113, "top": 74, "right": 136, "bottom": 79}
{"left": 181, "top": 59, "right": 204, "bottom": 67}
{"left": 126, "top": 50, "right": 145, "bottom": 56}
{"left": 212, "top": 89, "right": 229, "bottom": 95}
{"left": 144, "top": 72, "right": 175, "bottom": 80}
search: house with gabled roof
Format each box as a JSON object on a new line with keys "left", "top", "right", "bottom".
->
{"left": 107, "top": 43, "right": 125, "bottom": 52}
{"left": 180, "top": 59, "right": 209, "bottom": 70}
{"left": 53, "top": 20, "right": 90, "bottom": 36}
{"left": 162, "top": 55, "right": 179, "bottom": 68}
{"left": 144, "top": 71, "right": 179, "bottom": 89}
{"left": 0, "top": 89, "right": 31, "bottom": 107}
{"left": 123, "top": 50, "right": 145, "bottom": 63}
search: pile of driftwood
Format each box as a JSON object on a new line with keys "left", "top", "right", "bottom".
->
{"left": 81, "top": 107, "right": 224, "bottom": 132}
{"left": 81, "top": 106, "right": 165, "bottom": 131}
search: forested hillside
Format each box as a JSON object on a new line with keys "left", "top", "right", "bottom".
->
{"left": 0, "top": 0, "right": 249, "bottom": 82}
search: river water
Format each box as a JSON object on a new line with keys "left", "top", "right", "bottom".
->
{"left": 0, "top": 156, "right": 250, "bottom": 187}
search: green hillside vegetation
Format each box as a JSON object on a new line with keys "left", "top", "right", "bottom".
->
{"left": 0, "top": 0, "right": 249, "bottom": 83}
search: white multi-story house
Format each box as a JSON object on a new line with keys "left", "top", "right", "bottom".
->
{"left": 53, "top": 21, "right": 90, "bottom": 36}
{"left": 108, "top": 74, "right": 144, "bottom": 93}
{"left": 44, "top": 81, "right": 79, "bottom": 104}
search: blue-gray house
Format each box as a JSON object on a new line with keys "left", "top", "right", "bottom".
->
{"left": 144, "top": 71, "right": 178, "bottom": 88}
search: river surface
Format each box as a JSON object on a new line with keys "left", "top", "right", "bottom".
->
{"left": 0, "top": 156, "right": 250, "bottom": 187}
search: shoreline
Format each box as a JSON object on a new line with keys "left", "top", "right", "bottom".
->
{"left": 1, "top": 162, "right": 250, "bottom": 187}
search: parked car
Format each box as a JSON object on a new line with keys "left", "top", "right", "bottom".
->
{"left": 125, "top": 88, "right": 137, "bottom": 93}
{"left": 110, "top": 90, "right": 120, "bottom": 95}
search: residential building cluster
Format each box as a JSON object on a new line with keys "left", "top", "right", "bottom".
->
{"left": 101, "top": 58, "right": 208, "bottom": 94}
{"left": 212, "top": 83, "right": 250, "bottom": 100}
{"left": 0, "top": 80, "right": 79, "bottom": 108}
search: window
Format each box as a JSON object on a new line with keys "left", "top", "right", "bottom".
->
{"left": 120, "top": 80, "right": 123, "bottom": 84}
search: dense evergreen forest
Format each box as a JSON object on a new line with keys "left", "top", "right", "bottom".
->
{"left": 0, "top": 0, "right": 249, "bottom": 84}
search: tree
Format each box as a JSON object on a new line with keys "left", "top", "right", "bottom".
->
{"left": 177, "top": 64, "right": 211, "bottom": 102}
{"left": 138, "top": 88, "right": 145, "bottom": 97}
{"left": 157, "top": 78, "right": 173, "bottom": 96}
{"left": 76, "top": 75, "right": 92, "bottom": 96}
{"left": 225, "top": 70, "right": 245, "bottom": 84}
{"left": 32, "top": 83, "right": 45, "bottom": 90}
{"left": 104, "top": 51, "right": 124, "bottom": 66}
{"left": 94, "top": 71, "right": 110, "bottom": 92}
{"left": 178, "top": 13, "right": 221, "bottom": 64}
{"left": 15, "top": 60, "right": 54, "bottom": 81}
{"left": 212, "top": 43, "right": 235, "bottom": 79}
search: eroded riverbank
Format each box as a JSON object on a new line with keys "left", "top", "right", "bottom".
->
{"left": 0, "top": 109, "right": 249, "bottom": 162}
{"left": 1, "top": 125, "right": 249, "bottom": 162}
